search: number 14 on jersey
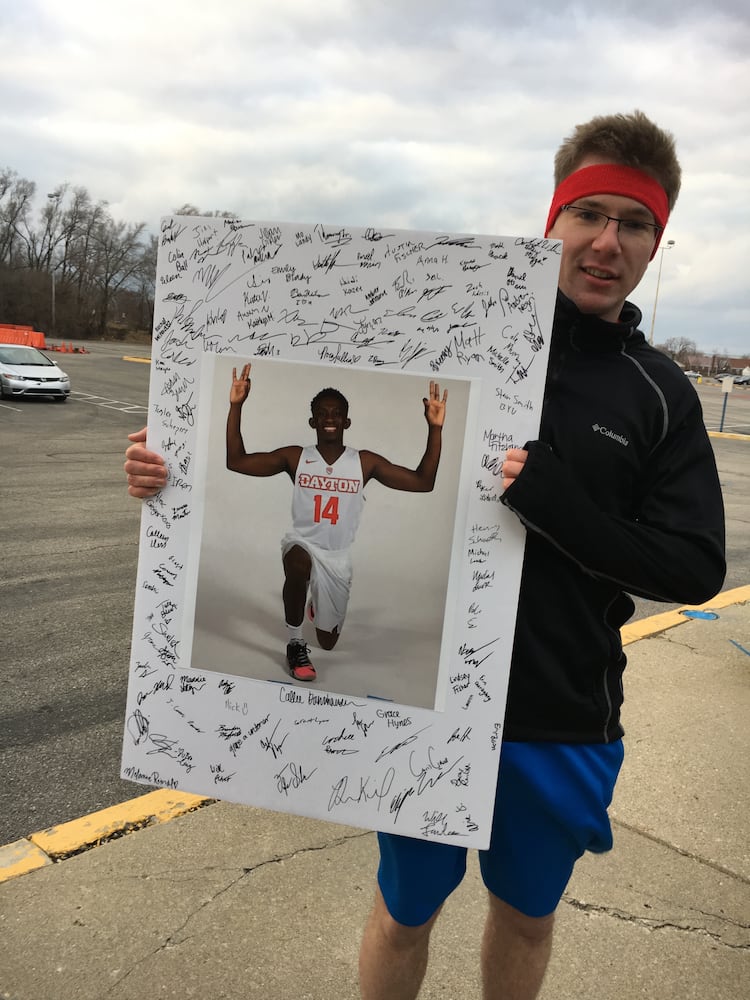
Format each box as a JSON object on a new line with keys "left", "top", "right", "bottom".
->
{"left": 313, "top": 494, "right": 339, "bottom": 525}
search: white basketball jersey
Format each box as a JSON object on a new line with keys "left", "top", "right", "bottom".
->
{"left": 291, "top": 445, "right": 365, "bottom": 550}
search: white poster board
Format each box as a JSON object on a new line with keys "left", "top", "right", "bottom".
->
{"left": 121, "top": 218, "right": 560, "bottom": 848}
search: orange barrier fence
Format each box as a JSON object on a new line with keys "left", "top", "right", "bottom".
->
{"left": 0, "top": 324, "right": 47, "bottom": 348}
{"left": 46, "top": 341, "right": 89, "bottom": 354}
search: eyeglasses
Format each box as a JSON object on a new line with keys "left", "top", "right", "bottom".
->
{"left": 559, "top": 204, "right": 662, "bottom": 246}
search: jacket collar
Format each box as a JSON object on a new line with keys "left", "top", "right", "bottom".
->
{"left": 553, "top": 290, "right": 643, "bottom": 352}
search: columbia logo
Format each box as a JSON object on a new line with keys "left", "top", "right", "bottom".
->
{"left": 592, "top": 423, "right": 629, "bottom": 447}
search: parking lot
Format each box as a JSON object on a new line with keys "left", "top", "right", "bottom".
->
{"left": 0, "top": 346, "right": 748, "bottom": 846}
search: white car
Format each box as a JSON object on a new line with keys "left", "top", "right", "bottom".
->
{"left": 0, "top": 344, "right": 71, "bottom": 402}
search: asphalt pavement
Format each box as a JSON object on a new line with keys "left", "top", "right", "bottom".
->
{"left": 2, "top": 350, "right": 747, "bottom": 846}
{"left": 1, "top": 588, "right": 748, "bottom": 1000}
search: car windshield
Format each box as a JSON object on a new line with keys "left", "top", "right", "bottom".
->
{"left": 0, "top": 346, "right": 54, "bottom": 366}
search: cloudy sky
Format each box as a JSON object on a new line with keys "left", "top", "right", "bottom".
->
{"left": 2, "top": 0, "right": 748, "bottom": 356}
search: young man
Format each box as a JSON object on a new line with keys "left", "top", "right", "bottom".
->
{"left": 125, "top": 110, "right": 725, "bottom": 1000}
{"left": 225, "top": 362, "right": 447, "bottom": 681}
{"left": 357, "top": 111, "right": 725, "bottom": 1000}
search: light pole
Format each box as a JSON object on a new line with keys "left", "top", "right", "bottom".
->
{"left": 46, "top": 192, "right": 58, "bottom": 340}
{"left": 50, "top": 270, "right": 56, "bottom": 338}
{"left": 648, "top": 239, "right": 675, "bottom": 346}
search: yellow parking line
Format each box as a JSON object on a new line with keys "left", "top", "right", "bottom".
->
{"left": 0, "top": 839, "right": 53, "bottom": 884}
{"left": 27, "top": 788, "right": 213, "bottom": 859}
{"left": 1, "top": 586, "right": 748, "bottom": 884}
{"left": 621, "top": 584, "right": 750, "bottom": 644}
{"left": 0, "top": 789, "right": 214, "bottom": 883}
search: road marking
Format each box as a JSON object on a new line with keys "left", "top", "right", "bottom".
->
{"left": 621, "top": 584, "right": 750, "bottom": 644}
{"left": 1, "top": 586, "right": 747, "bottom": 883}
{"left": 70, "top": 391, "right": 148, "bottom": 413}
{"left": 0, "top": 790, "right": 212, "bottom": 884}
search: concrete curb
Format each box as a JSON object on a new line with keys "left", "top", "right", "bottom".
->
{"left": 2, "top": 585, "right": 748, "bottom": 886}
{"left": 620, "top": 583, "right": 750, "bottom": 643}
{"left": 0, "top": 790, "right": 213, "bottom": 885}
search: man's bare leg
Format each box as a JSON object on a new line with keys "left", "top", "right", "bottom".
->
{"left": 359, "top": 889, "right": 441, "bottom": 1000}
{"left": 480, "top": 893, "right": 555, "bottom": 1000}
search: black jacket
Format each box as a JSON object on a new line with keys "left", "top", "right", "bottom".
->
{"left": 500, "top": 291, "right": 726, "bottom": 743}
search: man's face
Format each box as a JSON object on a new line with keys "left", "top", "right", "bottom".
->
{"left": 309, "top": 396, "right": 350, "bottom": 443}
{"left": 547, "top": 156, "right": 657, "bottom": 323}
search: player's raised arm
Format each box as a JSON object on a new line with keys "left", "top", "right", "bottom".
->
{"left": 362, "top": 381, "right": 447, "bottom": 492}
{"left": 226, "top": 362, "right": 300, "bottom": 478}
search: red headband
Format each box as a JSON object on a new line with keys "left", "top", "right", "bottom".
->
{"left": 545, "top": 163, "right": 669, "bottom": 258}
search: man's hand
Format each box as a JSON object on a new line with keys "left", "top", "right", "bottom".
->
{"left": 502, "top": 447, "right": 528, "bottom": 490}
{"left": 423, "top": 381, "right": 448, "bottom": 427}
{"left": 125, "top": 427, "right": 168, "bottom": 498}
{"left": 230, "top": 363, "right": 252, "bottom": 405}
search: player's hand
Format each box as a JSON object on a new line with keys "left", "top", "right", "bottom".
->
{"left": 423, "top": 381, "right": 448, "bottom": 427}
{"left": 230, "top": 363, "right": 252, "bottom": 404}
{"left": 502, "top": 448, "right": 528, "bottom": 490}
{"left": 125, "top": 428, "right": 169, "bottom": 498}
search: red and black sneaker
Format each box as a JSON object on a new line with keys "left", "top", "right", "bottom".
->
{"left": 286, "top": 641, "right": 316, "bottom": 682}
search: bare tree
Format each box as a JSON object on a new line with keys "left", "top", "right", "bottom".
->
{"left": 656, "top": 336, "right": 697, "bottom": 366}
{"left": 172, "top": 203, "right": 236, "bottom": 218}
{"left": 20, "top": 185, "right": 71, "bottom": 271}
{"left": 0, "top": 169, "right": 152, "bottom": 340}
{"left": 0, "top": 169, "right": 36, "bottom": 267}
{"left": 709, "top": 349, "right": 732, "bottom": 375}
{"left": 133, "top": 233, "right": 158, "bottom": 332}
{"left": 88, "top": 217, "right": 147, "bottom": 338}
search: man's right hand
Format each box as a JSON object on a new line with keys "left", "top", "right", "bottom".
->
{"left": 124, "top": 427, "right": 168, "bottom": 498}
{"left": 230, "top": 363, "right": 252, "bottom": 405}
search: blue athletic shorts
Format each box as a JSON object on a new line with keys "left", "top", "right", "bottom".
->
{"left": 377, "top": 739, "right": 624, "bottom": 924}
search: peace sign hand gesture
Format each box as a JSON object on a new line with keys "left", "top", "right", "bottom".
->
{"left": 230, "top": 363, "right": 252, "bottom": 405}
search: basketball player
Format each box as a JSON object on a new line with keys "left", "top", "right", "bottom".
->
{"left": 226, "top": 362, "right": 448, "bottom": 681}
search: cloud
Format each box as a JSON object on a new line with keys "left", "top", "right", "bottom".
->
{"left": 1, "top": 0, "right": 748, "bottom": 354}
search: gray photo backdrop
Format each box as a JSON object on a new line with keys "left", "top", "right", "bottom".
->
{"left": 122, "top": 218, "right": 560, "bottom": 848}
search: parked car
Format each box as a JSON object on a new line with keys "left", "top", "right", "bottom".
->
{"left": 0, "top": 344, "right": 71, "bottom": 401}
{"left": 683, "top": 370, "right": 701, "bottom": 380}
{"left": 733, "top": 375, "right": 750, "bottom": 386}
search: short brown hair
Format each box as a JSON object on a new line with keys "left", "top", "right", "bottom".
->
{"left": 554, "top": 110, "right": 681, "bottom": 211}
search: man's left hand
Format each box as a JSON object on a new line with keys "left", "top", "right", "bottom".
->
{"left": 502, "top": 448, "right": 528, "bottom": 490}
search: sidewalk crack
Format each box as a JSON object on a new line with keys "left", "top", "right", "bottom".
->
{"left": 101, "top": 829, "right": 371, "bottom": 994}
{"left": 563, "top": 897, "right": 750, "bottom": 951}
{"left": 611, "top": 817, "right": 750, "bottom": 885}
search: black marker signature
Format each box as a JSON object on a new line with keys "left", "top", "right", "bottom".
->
{"left": 328, "top": 767, "right": 395, "bottom": 813}
{"left": 375, "top": 726, "right": 431, "bottom": 762}
{"left": 408, "top": 748, "right": 464, "bottom": 795}
{"left": 275, "top": 762, "right": 317, "bottom": 795}
{"left": 260, "top": 719, "right": 289, "bottom": 759}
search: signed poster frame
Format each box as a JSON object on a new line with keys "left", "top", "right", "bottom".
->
{"left": 121, "top": 217, "right": 560, "bottom": 848}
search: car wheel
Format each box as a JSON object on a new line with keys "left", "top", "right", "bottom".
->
{"left": 53, "top": 395, "right": 68, "bottom": 403}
